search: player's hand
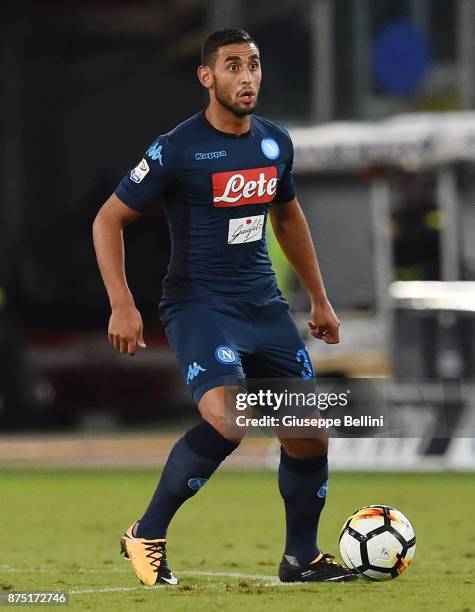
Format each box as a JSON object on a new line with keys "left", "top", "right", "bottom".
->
{"left": 308, "top": 298, "right": 341, "bottom": 344}
{"left": 108, "top": 303, "right": 146, "bottom": 355}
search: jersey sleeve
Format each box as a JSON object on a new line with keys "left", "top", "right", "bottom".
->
{"left": 273, "top": 131, "right": 296, "bottom": 204}
{"left": 114, "top": 135, "right": 175, "bottom": 213}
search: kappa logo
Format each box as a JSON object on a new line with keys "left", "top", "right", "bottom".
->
{"left": 188, "top": 478, "right": 209, "bottom": 491}
{"left": 317, "top": 480, "right": 328, "bottom": 498}
{"left": 195, "top": 150, "right": 227, "bottom": 160}
{"left": 186, "top": 361, "right": 206, "bottom": 384}
{"left": 146, "top": 142, "right": 163, "bottom": 166}
{"left": 212, "top": 166, "right": 278, "bottom": 207}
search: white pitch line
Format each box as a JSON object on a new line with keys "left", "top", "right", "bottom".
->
{"left": 0, "top": 567, "right": 285, "bottom": 595}
{"left": 69, "top": 573, "right": 286, "bottom": 596}
{"left": 183, "top": 570, "right": 278, "bottom": 582}
{"left": 0, "top": 567, "right": 130, "bottom": 574}
{"left": 69, "top": 586, "right": 145, "bottom": 595}
{"left": 0, "top": 567, "right": 279, "bottom": 581}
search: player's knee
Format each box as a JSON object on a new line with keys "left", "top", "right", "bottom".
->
{"left": 280, "top": 436, "right": 328, "bottom": 459}
{"left": 202, "top": 412, "right": 245, "bottom": 445}
{"left": 184, "top": 419, "right": 241, "bottom": 467}
{"left": 198, "top": 386, "right": 247, "bottom": 443}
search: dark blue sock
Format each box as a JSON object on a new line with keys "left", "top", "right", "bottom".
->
{"left": 136, "top": 421, "right": 239, "bottom": 539}
{"left": 278, "top": 447, "right": 329, "bottom": 566}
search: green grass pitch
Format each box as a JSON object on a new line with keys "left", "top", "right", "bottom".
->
{"left": 1, "top": 469, "right": 474, "bottom": 611}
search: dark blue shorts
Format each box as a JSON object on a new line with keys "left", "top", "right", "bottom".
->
{"left": 159, "top": 294, "right": 315, "bottom": 404}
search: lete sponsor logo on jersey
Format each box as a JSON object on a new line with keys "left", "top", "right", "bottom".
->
{"left": 212, "top": 166, "right": 278, "bottom": 207}
{"left": 228, "top": 214, "right": 264, "bottom": 244}
{"left": 130, "top": 158, "right": 150, "bottom": 183}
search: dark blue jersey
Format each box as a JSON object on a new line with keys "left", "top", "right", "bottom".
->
{"left": 115, "top": 111, "right": 296, "bottom": 301}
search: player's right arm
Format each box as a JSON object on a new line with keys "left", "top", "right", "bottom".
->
{"left": 93, "top": 135, "right": 174, "bottom": 354}
{"left": 93, "top": 194, "right": 145, "bottom": 355}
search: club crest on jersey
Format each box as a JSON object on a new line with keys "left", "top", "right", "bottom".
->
{"left": 215, "top": 345, "right": 238, "bottom": 364}
{"left": 261, "top": 138, "right": 280, "bottom": 160}
{"left": 130, "top": 158, "right": 150, "bottom": 183}
{"left": 212, "top": 166, "right": 278, "bottom": 207}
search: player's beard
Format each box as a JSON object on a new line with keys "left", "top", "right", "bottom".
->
{"left": 213, "top": 78, "right": 258, "bottom": 118}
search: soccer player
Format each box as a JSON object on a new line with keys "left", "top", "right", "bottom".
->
{"left": 93, "top": 28, "right": 356, "bottom": 585}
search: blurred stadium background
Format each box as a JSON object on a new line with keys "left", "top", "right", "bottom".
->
{"left": 1, "top": 0, "right": 475, "bottom": 472}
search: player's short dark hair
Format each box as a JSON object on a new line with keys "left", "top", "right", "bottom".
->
{"left": 201, "top": 28, "right": 257, "bottom": 66}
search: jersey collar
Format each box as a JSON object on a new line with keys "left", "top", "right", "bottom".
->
{"left": 200, "top": 110, "right": 253, "bottom": 139}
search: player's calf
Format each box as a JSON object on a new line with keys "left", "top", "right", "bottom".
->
{"left": 120, "top": 420, "right": 240, "bottom": 585}
{"left": 278, "top": 446, "right": 329, "bottom": 566}
{"left": 135, "top": 420, "right": 240, "bottom": 540}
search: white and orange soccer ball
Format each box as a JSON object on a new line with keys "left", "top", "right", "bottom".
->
{"left": 339, "top": 505, "right": 416, "bottom": 580}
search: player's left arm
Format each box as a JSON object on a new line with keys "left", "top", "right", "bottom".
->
{"left": 269, "top": 198, "right": 341, "bottom": 344}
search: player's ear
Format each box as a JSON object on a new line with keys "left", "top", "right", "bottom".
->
{"left": 197, "top": 65, "right": 213, "bottom": 89}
